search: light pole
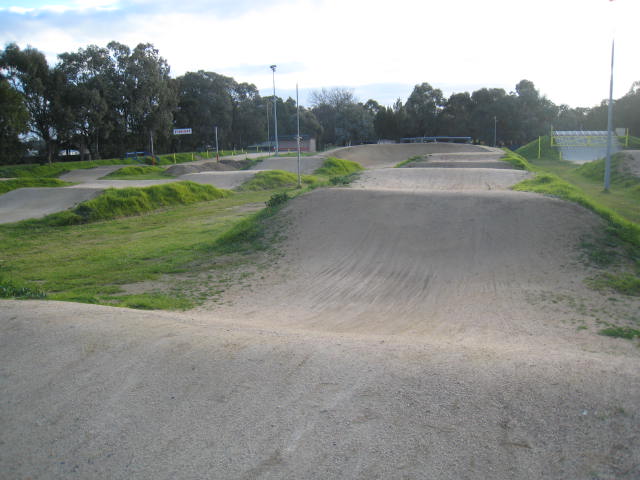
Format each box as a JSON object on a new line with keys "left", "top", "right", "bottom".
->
{"left": 604, "top": 39, "right": 615, "bottom": 192}
{"left": 270, "top": 64, "right": 279, "bottom": 156}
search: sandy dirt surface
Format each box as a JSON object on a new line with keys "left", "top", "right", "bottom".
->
{"left": 58, "top": 165, "right": 129, "bottom": 183}
{"left": 249, "top": 155, "right": 326, "bottom": 174}
{"left": 0, "top": 187, "right": 102, "bottom": 224}
{"left": 1, "top": 144, "right": 640, "bottom": 479}
{"left": 332, "top": 143, "right": 500, "bottom": 168}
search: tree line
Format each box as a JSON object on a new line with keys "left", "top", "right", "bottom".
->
{"left": 1, "top": 41, "right": 639, "bottom": 165}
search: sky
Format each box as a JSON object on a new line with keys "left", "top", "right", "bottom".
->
{"left": 0, "top": 0, "right": 638, "bottom": 108}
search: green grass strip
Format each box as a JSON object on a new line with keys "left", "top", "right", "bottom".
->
{"left": 101, "top": 165, "right": 171, "bottom": 180}
{"left": 0, "top": 178, "right": 73, "bottom": 194}
{"left": 314, "top": 157, "right": 364, "bottom": 176}
{"left": 599, "top": 326, "right": 640, "bottom": 340}
{"left": 394, "top": 155, "right": 423, "bottom": 168}
{"left": 24, "top": 181, "right": 231, "bottom": 226}
{"left": 237, "top": 170, "right": 320, "bottom": 191}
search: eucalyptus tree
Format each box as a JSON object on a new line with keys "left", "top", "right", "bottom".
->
{"left": 310, "top": 87, "right": 374, "bottom": 147}
{"left": 174, "top": 70, "right": 234, "bottom": 151}
{"left": 57, "top": 45, "right": 113, "bottom": 159}
{"left": 0, "top": 43, "right": 63, "bottom": 163}
{"left": 404, "top": 82, "right": 444, "bottom": 137}
{"left": 0, "top": 77, "right": 29, "bottom": 163}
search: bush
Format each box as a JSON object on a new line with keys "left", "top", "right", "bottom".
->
{"left": 266, "top": 192, "right": 290, "bottom": 208}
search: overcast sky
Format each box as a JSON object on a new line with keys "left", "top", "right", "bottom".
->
{"left": 1, "top": 0, "right": 637, "bottom": 108}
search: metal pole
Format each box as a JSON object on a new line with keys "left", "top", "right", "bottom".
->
{"left": 296, "top": 82, "right": 301, "bottom": 188}
{"left": 215, "top": 126, "right": 219, "bottom": 162}
{"left": 493, "top": 116, "right": 497, "bottom": 147}
{"left": 150, "top": 130, "right": 155, "bottom": 165}
{"left": 266, "top": 101, "right": 270, "bottom": 153}
{"left": 604, "top": 39, "right": 615, "bottom": 192}
{"left": 270, "top": 65, "right": 279, "bottom": 156}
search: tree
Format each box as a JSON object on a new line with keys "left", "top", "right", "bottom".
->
{"left": 174, "top": 70, "right": 234, "bottom": 151}
{"left": 1, "top": 43, "right": 62, "bottom": 164}
{"left": 404, "top": 82, "right": 444, "bottom": 137}
{"left": 439, "top": 92, "right": 473, "bottom": 137}
{"left": 57, "top": 45, "right": 113, "bottom": 159}
{"left": 310, "top": 88, "right": 374, "bottom": 147}
{"left": 0, "top": 77, "right": 29, "bottom": 163}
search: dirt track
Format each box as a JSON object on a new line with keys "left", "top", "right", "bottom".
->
{"left": 1, "top": 143, "right": 639, "bottom": 479}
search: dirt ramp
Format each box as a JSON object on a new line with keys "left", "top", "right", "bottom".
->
{"left": 0, "top": 187, "right": 102, "bottom": 224}
{"left": 214, "top": 188, "right": 601, "bottom": 339}
{"left": 355, "top": 167, "right": 531, "bottom": 191}
{"left": 331, "top": 143, "right": 497, "bottom": 168}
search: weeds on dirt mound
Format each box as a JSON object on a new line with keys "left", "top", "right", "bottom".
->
{"left": 599, "top": 326, "right": 640, "bottom": 340}
{"left": 314, "top": 157, "right": 363, "bottom": 176}
{"left": 500, "top": 150, "right": 533, "bottom": 170}
{"left": 0, "top": 178, "right": 72, "bottom": 194}
{"left": 0, "top": 277, "right": 46, "bottom": 299}
{"left": 31, "top": 181, "right": 231, "bottom": 226}
{"left": 394, "top": 156, "right": 422, "bottom": 168}
{"left": 238, "top": 170, "right": 319, "bottom": 191}
{"left": 266, "top": 191, "right": 290, "bottom": 208}
{"left": 589, "top": 272, "right": 640, "bottom": 297}
{"left": 329, "top": 173, "right": 361, "bottom": 185}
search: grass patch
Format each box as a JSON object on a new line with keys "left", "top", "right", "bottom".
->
{"left": 588, "top": 273, "right": 640, "bottom": 296}
{"left": 0, "top": 189, "right": 276, "bottom": 309}
{"left": 314, "top": 157, "right": 363, "bottom": 176}
{"left": 0, "top": 158, "right": 142, "bottom": 179}
{"left": 101, "top": 165, "right": 172, "bottom": 180}
{"left": 395, "top": 155, "right": 423, "bottom": 168}
{"left": 23, "top": 181, "right": 231, "bottom": 227}
{"left": 0, "top": 178, "right": 73, "bottom": 194}
{"left": 508, "top": 146, "right": 640, "bottom": 298}
{"left": 0, "top": 276, "right": 47, "bottom": 299}
{"left": 237, "top": 170, "right": 319, "bottom": 191}
{"left": 599, "top": 326, "right": 640, "bottom": 340}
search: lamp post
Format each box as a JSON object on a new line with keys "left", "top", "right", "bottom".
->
{"left": 270, "top": 65, "right": 279, "bottom": 156}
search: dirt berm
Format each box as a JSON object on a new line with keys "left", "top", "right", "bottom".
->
{"left": 1, "top": 143, "right": 639, "bottom": 479}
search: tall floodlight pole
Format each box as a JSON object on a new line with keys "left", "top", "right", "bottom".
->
{"left": 296, "top": 83, "right": 301, "bottom": 188}
{"left": 604, "top": 39, "right": 615, "bottom": 192}
{"left": 266, "top": 101, "right": 270, "bottom": 153}
{"left": 270, "top": 65, "right": 279, "bottom": 156}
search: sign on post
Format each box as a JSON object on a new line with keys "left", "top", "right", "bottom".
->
{"left": 173, "top": 128, "right": 192, "bottom": 135}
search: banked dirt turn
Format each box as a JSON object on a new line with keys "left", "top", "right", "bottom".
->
{"left": 1, "top": 144, "right": 639, "bottom": 479}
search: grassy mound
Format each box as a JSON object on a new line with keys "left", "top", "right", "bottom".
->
{"left": 0, "top": 178, "right": 72, "bottom": 195}
{"left": 33, "top": 181, "right": 231, "bottom": 226}
{"left": 314, "top": 157, "right": 363, "bottom": 176}
{"left": 575, "top": 154, "right": 640, "bottom": 189}
{"left": 237, "top": 170, "right": 319, "bottom": 191}
{"left": 102, "top": 165, "right": 171, "bottom": 179}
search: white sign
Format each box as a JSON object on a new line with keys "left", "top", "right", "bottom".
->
{"left": 173, "top": 128, "right": 192, "bottom": 135}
